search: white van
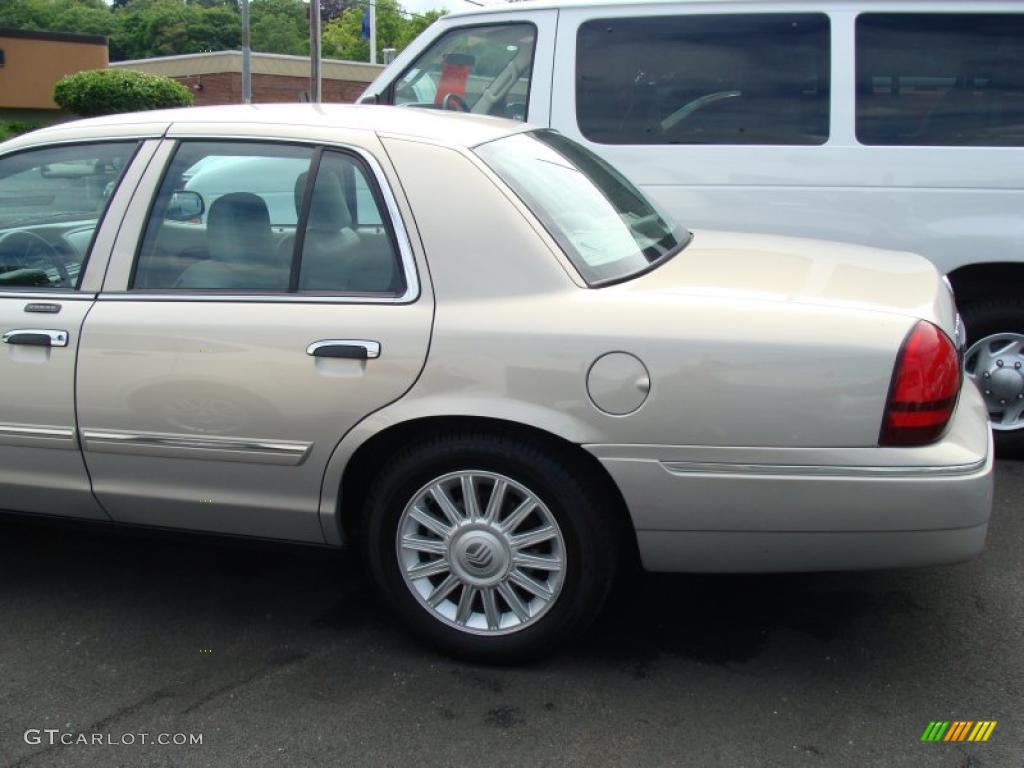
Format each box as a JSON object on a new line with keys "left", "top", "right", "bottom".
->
{"left": 360, "top": 0, "right": 1024, "bottom": 448}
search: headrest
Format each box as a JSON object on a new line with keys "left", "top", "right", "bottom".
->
{"left": 207, "top": 192, "right": 273, "bottom": 264}
{"left": 294, "top": 169, "right": 352, "bottom": 232}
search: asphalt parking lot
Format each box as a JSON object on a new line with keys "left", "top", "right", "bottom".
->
{"left": 1, "top": 462, "right": 1021, "bottom": 768}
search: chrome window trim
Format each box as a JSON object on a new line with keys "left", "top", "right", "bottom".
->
{"left": 108, "top": 137, "right": 421, "bottom": 305}
{"left": 0, "top": 292, "right": 94, "bottom": 301}
{"left": 98, "top": 294, "right": 411, "bottom": 304}
{"left": 662, "top": 458, "right": 987, "bottom": 478}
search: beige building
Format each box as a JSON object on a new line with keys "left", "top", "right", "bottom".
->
{"left": 0, "top": 28, "right": 109, "bottom": 122}
{"left": 110, "top": 51, "right": 384, "bottom": 106}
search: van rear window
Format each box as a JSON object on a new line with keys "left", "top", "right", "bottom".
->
{"left": 856, "top": 13, "right": 1024, "bottom": 146}
{"left": 576, "top": 14, "right": 830, "bottom": 146}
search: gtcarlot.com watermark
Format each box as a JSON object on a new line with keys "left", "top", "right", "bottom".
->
{"left": 24, "top": 729, "right": 202, "bottom": 747}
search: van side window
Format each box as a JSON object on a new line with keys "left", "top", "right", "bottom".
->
{"left": 576, "top": 14, "right": 830, "bottom": 146}
{"left": 391, "top": 24, "right": 536, "bottom": 121}
{"left": 856, "top": 14, "right": 1024, "bottom": 147}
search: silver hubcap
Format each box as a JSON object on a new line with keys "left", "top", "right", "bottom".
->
{"left": 965, "top": 332, "right": 1024, "bottom": 431}
{"left": 396, "top": 470, "right": 566, "bottom": 636}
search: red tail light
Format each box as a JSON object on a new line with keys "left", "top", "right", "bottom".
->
{"left": 880, "top": 320, "right": 961, "bottom": 446}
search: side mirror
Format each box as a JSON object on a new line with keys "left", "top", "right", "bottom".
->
{"left": 166, "top": 190, "right": 205, "bottom": 222}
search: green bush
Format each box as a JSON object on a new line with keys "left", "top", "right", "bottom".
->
{"left": 0, "top": 121, "right": 43, "bottom": 142}
{"left": 53, "top": 69, "right": 193, "bottom": 118}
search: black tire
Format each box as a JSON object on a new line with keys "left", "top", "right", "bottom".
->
{"left": 961, "top": 298, "right": 1024, "bottom": 456}
{"left": 363, "top": 430, "right": 619, "bottom": 663}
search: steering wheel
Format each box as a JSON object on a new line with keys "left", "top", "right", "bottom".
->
{"left": 0, "top": 230, "right": 70, "bottom": 286}
{"left": 441, "top": 92, "right": 470, "bottom": 113}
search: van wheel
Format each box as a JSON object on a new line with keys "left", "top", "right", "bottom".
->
{"left": 363, "top": 431, "right": 618, "bottom": 662}
{"left": 963, "top": 299, "right": 1024, "bottom": 455}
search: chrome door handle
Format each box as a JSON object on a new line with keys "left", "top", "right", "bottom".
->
{"left": 306, "top": 339, "right": 381, "bottom": 360}
{"left": 2, "top": 329, "right": 68, "bottom": 347}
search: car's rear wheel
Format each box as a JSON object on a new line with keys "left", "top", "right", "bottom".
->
{"left": 963, "top": 299, "right": 1024, "bottom": 455}
{"left": 363, "top": 431, "right": 618, "bottom": 662}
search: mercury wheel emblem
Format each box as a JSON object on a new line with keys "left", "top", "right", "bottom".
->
{"left": 464, "top": 541, "right": 494, "bottom": 571}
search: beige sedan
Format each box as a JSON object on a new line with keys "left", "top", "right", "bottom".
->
{"left": 0, "top": 106, "right": 992, "bottom": 660}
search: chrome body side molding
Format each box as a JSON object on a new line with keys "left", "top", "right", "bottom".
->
{"left": 662, "top": 458, "right": 988, "bottom": 479}
{"left": 0, "top": 423, "right": 77, "bottom": 448}
{"left": 81, "top": 430, "right": 312, "bottom": 466}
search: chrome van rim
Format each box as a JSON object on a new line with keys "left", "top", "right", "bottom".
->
{"left": 396, "top": 470, "right": 566, "bottom": 636}
{"left": 965, "top": 332, "right": 1024, "bottom": 431}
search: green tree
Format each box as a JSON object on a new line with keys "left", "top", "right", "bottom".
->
{"left": 0, "top": 0, "right": 438, "bottom": 61}
{"left": 0, "top": 0, "right": 114, "bottom": 38}
{"left": 398, "top": 7, "right": 444, "bottom": 49}
{"left": 53, "top": 68, "right": 193, "bottom": 116}
{"left": 112, "top": 0, "right": 239, "bottom": 60}
{"left": 248, "top": 0, "right": 309, "bottom": 55}
{"left": 321, "top": 0, "right": 443, "bottom": 62}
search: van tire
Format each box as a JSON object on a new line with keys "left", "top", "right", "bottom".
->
{"left": 962, "top": 299, "right": 1024, "bottom": 456}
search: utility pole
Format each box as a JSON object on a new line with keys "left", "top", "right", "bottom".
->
{"left": 369, "top": 0, "right": 377, "bottom": 65}
{"left": 310, "top": 0, "right": 322, "bottom": 102}
{"left": 240, "top": 0, "right": 252, "bottom": 103}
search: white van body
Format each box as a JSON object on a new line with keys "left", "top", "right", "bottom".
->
{"left": 360, "top": 0, "right": 1024, "bottom": 445}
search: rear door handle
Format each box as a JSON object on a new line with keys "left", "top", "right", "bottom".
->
{"left": 2, "top": 329, "right": 68, "bottom": 347}
{"left": 306, "top": 339, "right": 381, "bottom": 360}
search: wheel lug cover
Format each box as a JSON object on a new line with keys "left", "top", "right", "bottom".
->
{"left": 966, "top": 333, "right": 1024, "bottom": 431}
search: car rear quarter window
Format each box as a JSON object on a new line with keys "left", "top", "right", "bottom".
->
{"left": 476, "top": 130, "right": 689, "bottom": 286}
{"left": 576, "top": 13, "right": 830, "bottom": 145}
{"left": 856, "top": 13, "right": 1024, "bottom": 146}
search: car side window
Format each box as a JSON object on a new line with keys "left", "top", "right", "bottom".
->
{"left": 391, "top": 23, "right": 536, "bottom": 121}
{"left": 296, "top": 151, "right": 404, "bottom": 294}
{"left": 576, "top": 14, "right": 831, "bottom": 145}
{"left": 132, "top": 142, "right": 404, "bottom": 296}
{"left": 856, "top": 13, "right": 1024, "bottom": 146}
{"left": 133, "top": 142, "right": 313, "bottom": 291}
{"left": 0, "top": 142, "right": 138, "bottom": 290}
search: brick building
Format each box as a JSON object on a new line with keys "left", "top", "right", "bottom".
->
{"left": 110, "top": 51, "right": 383, "bottom": 106}
{"left": 0, "top": 28, "right": 109, "bottom": 122}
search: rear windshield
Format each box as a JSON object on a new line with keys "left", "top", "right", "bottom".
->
{"left": 474, "top": 130, "right": 689, "bottom": 285}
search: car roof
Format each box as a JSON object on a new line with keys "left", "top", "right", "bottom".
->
{"left": 3, "top": 104, "right": 534, "bottom": 151}
{"left": 441, "top": 0, "right": 1017, "bottom": 18}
